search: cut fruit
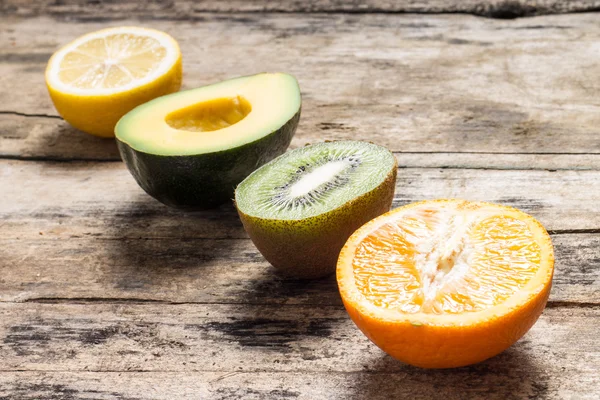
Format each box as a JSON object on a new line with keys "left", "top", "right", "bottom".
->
{"left": 235, "top": 141, "right": 397, "bottom": 279}
{"left": 337, "top": 199, "right": 554, "bottom": 368}
{"left": 46, "top": 26, "right": 182, "bottom": 137}
{"left": 116, "top": 73, "right": 301, "bottom": 209}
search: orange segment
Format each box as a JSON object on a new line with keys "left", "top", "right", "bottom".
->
{"left": 337, "top": 199, "right": 554, "bottom": 368}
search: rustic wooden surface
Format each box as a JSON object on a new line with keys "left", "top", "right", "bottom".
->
{"left": 3, "top": 0, "right": 600, "bottom": 19}
{"left": 1, "top": 1, "right": 599, "bottom": 399}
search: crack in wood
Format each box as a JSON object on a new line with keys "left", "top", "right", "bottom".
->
{"left": 2, "top": 230, "right": 600, "bottom": 242}
{"left": 544, "top": 301, "right": 600, "bottom": 309}
{"left": 3, "top": 155, "right": 600, "bottom": 172}
{"left": 16, "top": 298, "right": 344, "bottom": 307}
{"left": 2, "top": 0, "right": 600, "bottom": 19}
{"left": 2, "top": 228, "right": 600, "bottom": 243}
{"left": 548, "top": 228, "right": 600, "bottom": 234}
{"left": 0, "top": 110, "right": 61, "bottom": 119}
{"left": 0, "top": 155, "right": 121, "bottom": 163}
{"left": 7, "top": 297, "right": 599, "bottom": 309}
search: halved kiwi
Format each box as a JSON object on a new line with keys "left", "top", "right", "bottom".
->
{"left": 235, "top": 140, "right": 397, "bottom": 279}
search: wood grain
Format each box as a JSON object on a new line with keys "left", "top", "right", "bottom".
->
{"left": 4, "top": 114, "right": 600, "bottom": 170}
{"left": 3, "top": 0, "right": 600, "bottom": 19}
{"left": 0, "top": 368, "right": 597, "bottom": 400}
{"left": 0, "top": 367, "right": 598, "bottom": 400}
{"left": 2, "top": 160, "right": 600, "bottom": 240}
{"left": 2, "top": 13, "right": 600, "bottom": 161}
{"left": 1, "top": 4, "right": 599, "bottom": 398}
{"left": 0, "top": 304, "right": 597, "bottom": 399}
{"left": 4, "top": 111, "right": 600, "bottom": 167}
{"left": 0, "top": 303, "right": 597, "bottom": 373}
{"left": 1, "top": 160, "right": 597, "bottom": 305}
{"left": 0, "top": 233, "right": 596, "bottom": 305}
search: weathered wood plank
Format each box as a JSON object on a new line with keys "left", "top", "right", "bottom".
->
{"left": 0, "top": 364, "right": 598, "bottom": 400}
{"left": 0, "top": 233, "right": 596, "bottom": 305}
{"left": 3, "top": 0, "right": 600, "bottom": 18}
{"left": 1, "top": 366, "right": 598, "bottom": 400}
{"left": 0, "top": 113, "right": 119, "bottom": 161}
{"left": 2, "top": 160, "right": 600, "bottom": 240}
{"left": 398, "top": 152, "right": 600, "bottom": 171}
{"left": 4, "top": 113, "right": 600, "bottom": 169}
{"left": 0, "top": 304, "right": 597, "bottom": 400}
{"left": 2, "top": 14, "right": 600, "bottom": 159}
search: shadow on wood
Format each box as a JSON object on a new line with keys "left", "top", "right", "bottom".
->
{"left": 347, "top": 345, "right": 547, "bottom": 399}
{"left": 0, "top": 115, "right": 121, "bottom": 161}
{"left": 248, "top": 274, "right": 340, "bottom": 305}
{"left": 104, "top": 198, "right": 249, "bottom": 292}
{"left": 183, "top": 303, "right": 348, "bottom": 355}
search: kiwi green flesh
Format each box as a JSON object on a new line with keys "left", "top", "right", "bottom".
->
{"left": 235, "top": 141, "right": 397, "bottom": 278}
{"left": 235, "top": 141, "right": 397, "bottom": 220}
{"left": 238, "top": 166, "right": 396, "bottom": 278}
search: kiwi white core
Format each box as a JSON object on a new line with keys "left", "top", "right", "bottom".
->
{"left": 235, "top": 141, "right": 397, "bottom": 220}
{"left": 290, "top": 160, "right": 349, "bottom": 198}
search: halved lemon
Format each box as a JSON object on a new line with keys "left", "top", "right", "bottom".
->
{"left": 337, "top": 199, "right": 554, "bottom": 368}
{"left": 45, "top": 26, "right": 182, "bottom": 137}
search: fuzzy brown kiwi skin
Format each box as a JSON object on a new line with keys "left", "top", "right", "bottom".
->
{"left": 235, "top": 159, "right": 397, "bottom": 279}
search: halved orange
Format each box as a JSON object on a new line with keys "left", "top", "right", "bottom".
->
{"left": 337, "top": 199, "right": 554, "bottom": 368}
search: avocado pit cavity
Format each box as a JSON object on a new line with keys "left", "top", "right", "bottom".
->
{"left": 165, "top": 95, "right": 252, "bottom": 132}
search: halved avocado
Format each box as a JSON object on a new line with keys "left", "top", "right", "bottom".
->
{"left": 116, "top": 73, "right": 301, "bottom": 209}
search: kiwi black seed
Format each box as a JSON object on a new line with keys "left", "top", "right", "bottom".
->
{"left": 235, "top": 140, "right": 397, "bottom": 279}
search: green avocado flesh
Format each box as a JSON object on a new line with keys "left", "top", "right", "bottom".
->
{"left": 235, "top": 141, "right": 397, "bottom": 220}
{"left": 115, "top": 73, "right": 301, "bottom": 209}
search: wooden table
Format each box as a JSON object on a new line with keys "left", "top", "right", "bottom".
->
{"left": 1, "top": 1, "right": 599, "bottom": 398}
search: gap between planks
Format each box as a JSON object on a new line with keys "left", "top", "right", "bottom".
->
{"left": 3, "top": 0, "right": 600, "bottom": 19}
{"left": 2, "top": 155, "right": 600, "bottom": 172}
{"left": 1, "top": 229, "right": 599, "bottom": 240}
{"left": 0, "top": 110, "right": 61, "bottom": 119}
{"left": 3, "top": 298, "right": 597, "bottom": 308}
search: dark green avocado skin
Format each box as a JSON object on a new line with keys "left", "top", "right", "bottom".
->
{"left": 117, "top": 110, "right": 300, "bottom": 210}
